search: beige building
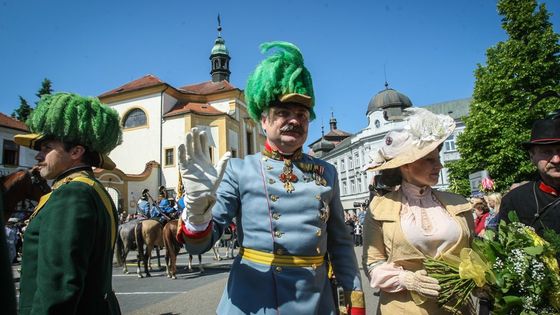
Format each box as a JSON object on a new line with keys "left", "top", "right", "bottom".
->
{"left": 97, "top": 27, "right": 265, "bottom": 215}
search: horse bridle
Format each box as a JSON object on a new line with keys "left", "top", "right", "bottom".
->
{"left": 28, "top": 170, "right": 51, "bottom": 194}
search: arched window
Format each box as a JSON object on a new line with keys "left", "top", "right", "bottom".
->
{"left": 123, "top": 108, "right": 147, "bottom": 129}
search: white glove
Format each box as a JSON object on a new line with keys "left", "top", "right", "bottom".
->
{"left": 178, "top": 127, "right": 231, "bottom": 226}
{"left": 399, "top": 270, "right": 441, "bottom": 298}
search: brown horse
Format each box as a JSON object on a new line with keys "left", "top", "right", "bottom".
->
{"left": 162, "top": 219, "right": 203, "bottom": 279}
{"left": 1, "top": 168, "right": 50, "bottom": 222}
{"left": 135, "top": 219, "right": 163, "bottom": 278}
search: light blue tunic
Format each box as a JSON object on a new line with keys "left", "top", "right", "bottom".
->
{"left": 187, "top": 153, "right": 362, "bottom": 314}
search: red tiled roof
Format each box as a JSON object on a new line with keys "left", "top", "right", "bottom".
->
{"left": 179, "top": 80, "right": 237, "bottom": 94}
{"left": 99, "top": 74, "right": 166, "bottom": 98}
{"left": 325, "top": 129, "right": 351, "bottom": 137}
{"left": 0, "top": 112, "right": 28, "bottom": 132}
{"left": 164, "top": 102, "right": 224, "bottom": 117}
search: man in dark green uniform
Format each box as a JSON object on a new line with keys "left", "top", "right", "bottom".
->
{"left": 0, "top": 191, "right": 17, "bottom": 315}
{"left": 14, "top": 92, "right": 122, "bottom": 315}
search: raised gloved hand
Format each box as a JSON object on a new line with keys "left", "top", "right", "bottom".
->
{"left": 399, "top": 270, "right": 441, "bottom": 298}
{"left": 178, "top": 127, "right": 231, "bottom": 226}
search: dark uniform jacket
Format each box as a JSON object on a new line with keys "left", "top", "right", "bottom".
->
{"left": 0, "top": 191, "right": 17, "bottom": 315}
{"left": 19, "top": 167, "right": 120, "bottom": 315}
{"left": 499, "top": 180, "right": 560, "bottom": 235}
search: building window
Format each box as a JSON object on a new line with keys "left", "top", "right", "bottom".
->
{"left": 123, "top": 108, "right": 147, "bottom": 129}
{"left": 354, "top": 152, "right": 360, "bottom": 169}
{"left": 348, "top": 156, "right": 353, "bottom": 169}
{"left": 341, "top": 159, "right": 345, "bottom": 171}
{"left": 357, "top": 177, "right": 362, "bottom": 193}
{"left": 342, "top": 181, "right": 347, "bottom": 195}
{"left": 333, "top": 161, "right": 338, "bottom": 170}
{"left": 3, "top": 140, "right": 18, "bottom": 166}
{"left": 231, "top": 149, "right": 237, "bottom": 158}
{"left": 164, "top": 148, "right": 174, "bottom": 166}
{"left": 351, "top": 179, "right": 356, "bottom": 194}
{"left": 246, "top": 132, "right": 253, "bottom": 155}
{"left": 444, "top": 134, "right": 456, "bottom": 152}
{"left": 374, "top": 119, "right": 381, "bottom": 128}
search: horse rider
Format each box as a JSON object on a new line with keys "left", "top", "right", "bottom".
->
{"left": 14, "top": 92, "right": 122, "bottom": 315}
{"left": 176, "top": 42, "right": 365, "bottom": 314}
{"left": 136, "top": 188, "right": 152, "bottom": 219}
{"left": 148, "top": 186, "right": 175, "bottom": 224}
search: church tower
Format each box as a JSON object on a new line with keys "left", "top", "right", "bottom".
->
{"left": 210, "top": 15, "right": 231, "bottom": 82}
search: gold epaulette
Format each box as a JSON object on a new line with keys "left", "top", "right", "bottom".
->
{"left": 29, "top": 175, "right": 117, "bottom": 249}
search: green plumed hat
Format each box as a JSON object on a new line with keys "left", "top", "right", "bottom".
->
{"left": 245, "top": 41, "right": 316, "bottom": 122}
{"left": 15, "top": 92, "right": 122, "bottom": 169}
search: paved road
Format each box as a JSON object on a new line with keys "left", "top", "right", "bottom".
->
{"left": 13, "top": 246, "right": 379, "bottom": 314}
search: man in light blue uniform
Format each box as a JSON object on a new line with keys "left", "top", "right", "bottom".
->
{"left": 151, "top": 186, "right": 175, "bottom": 222}
{"left": 177, "top": 42, "right": 364, "bottom": 315}
{"left": 136, "top": 189, "right": 151, "bottom": 219}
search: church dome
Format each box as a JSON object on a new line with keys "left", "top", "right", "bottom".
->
{"left": 211, "top": 36, "right": 229, "bottom": 55}
{"left": 366, "top": 84, "right": 412, "bottom": 115}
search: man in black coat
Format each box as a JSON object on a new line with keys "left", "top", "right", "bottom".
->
{"left": 499, "top": 110, "right": 560, "bottom": 235}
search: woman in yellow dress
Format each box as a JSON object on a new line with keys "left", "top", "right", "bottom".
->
{"left": 362, "top": 108, "right": 476, "bottom": 314}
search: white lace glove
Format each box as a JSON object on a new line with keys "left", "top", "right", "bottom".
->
{"left": 398, "top": 270, "right": 441, "bottom": 298}
{"left": 178, "top": 127, "right": 231, "bottom": 227}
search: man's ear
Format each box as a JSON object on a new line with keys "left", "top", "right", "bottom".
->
{"left": 528, "top": 148, "right": 536, "bottom": 162}
{"left": 261, "top": 114, "right": 268, "bottom": 130}
{"left": 70, "top": 145, "right": 86, "bottom": 160}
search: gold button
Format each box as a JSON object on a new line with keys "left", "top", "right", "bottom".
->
{"left": 276, "top": 248, "right": 284, "bottom": 255}
{"left": 270, "top": 195, "right": 279, "bottom": 202}
{"left": 316, "top": 229, "right": 322, "bottom": 237}
{"left": 315, "top": 195, "right": 321, "bottom": 200}
{"left": 275, "top": 266, "right": 282, "bottom": 272}
{"left": 312, "top": 264, "right": 317, "bottom": 270}
{"left": 272, "top": 213, "right": 280, "bottom": 220}
{"left": 316, "top": 247, "right": 321, "bottom": 254}
{"left": 268, "top": 178, "right": 276, "bottom": 184}
{"left": 266, "top": 166, "right": 273, "bottom": 170}
{"left": 275, "top": 230, "right": 282, "bottom": 238}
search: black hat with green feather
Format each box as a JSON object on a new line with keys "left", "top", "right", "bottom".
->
{"left": 245, "top": 41, "right": 316, "bottom": 122}
{"left": 14, "top": 92, "right": 122, "bottom": 170}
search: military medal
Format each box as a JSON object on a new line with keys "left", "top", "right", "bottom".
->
{"left": 297, "top": 162, "right": 327, "bottom": 186}
{"left": 279, "top": 159, "right": 298, "bottom": 193}
{"left": 262, "top": 142, "right": 303, "bottom": 193}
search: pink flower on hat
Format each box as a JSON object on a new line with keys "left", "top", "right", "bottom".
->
{"left": 480, "top": 177, "right": 495, "bottom": 193}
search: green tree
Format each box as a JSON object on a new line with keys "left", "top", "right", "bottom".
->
{"left": 448, "top": 0, "right": 560, "bottom": 196}
{"left": 35, "top": 78, "right": 53, "bottom": 102}
{"left": 11, "top": 96, "right": 33, "bottom": 121}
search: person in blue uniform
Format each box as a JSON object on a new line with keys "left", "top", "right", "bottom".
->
{"left": 136, "top": 188, "right": 152, "bottom": 219}
{"left": 152, "top": 186, "right": 176, "bottom": 222}
{"left": 177, "top": 42, "right": 365, "bottom": 315}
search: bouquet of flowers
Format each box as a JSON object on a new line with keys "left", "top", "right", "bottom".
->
{"left": 424, "top": 212, "right": 560, "bottom": 315}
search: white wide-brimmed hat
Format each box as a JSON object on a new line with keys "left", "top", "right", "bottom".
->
{"left": 365, "top": 108, "right": 455, "bottom": 171}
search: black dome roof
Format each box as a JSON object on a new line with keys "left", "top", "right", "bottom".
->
{"left": 312, "top": 137, "right": 335, "bottom": 152}
{"left": 367, "top": 86, "right": 412, "bottom": 115}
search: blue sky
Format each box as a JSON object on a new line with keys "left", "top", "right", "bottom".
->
{"left": 1, "top": 0, "right": 559, "bottom": 148}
